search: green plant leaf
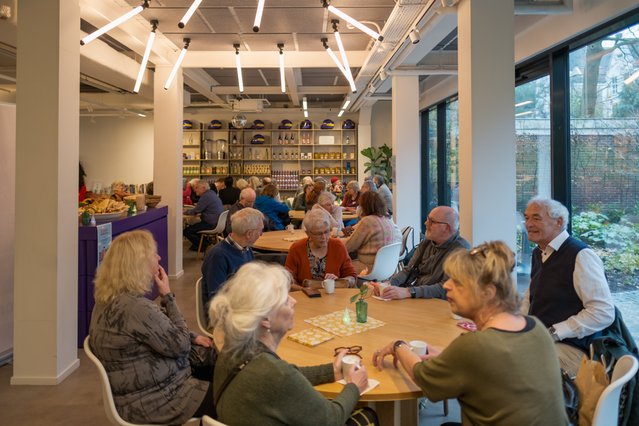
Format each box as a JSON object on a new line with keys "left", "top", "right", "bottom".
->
{"left": 349, "top": 293, "right": 360, "bottom": 303}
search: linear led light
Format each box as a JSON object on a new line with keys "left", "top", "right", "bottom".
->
{"left": 333, "top": 21, "right": 357, "bottom": 93}
{"left": 624, "top": 69, "right": 639, "bottom": 85}
{"left": 515, "top": 100, "right": 533, "bottom": 107}
{"left": 323, "top": 1, "right": 383, "bottom": 42}
{"left": 303, "top": 96, "right": 308, "bottom": 110}
{"left": 235, "top": 44, "right": 244, "bottom": 93}
{"left": 81, "top": 0, "right": 149, "bottom": 46}
{"left": 515, "top": 110, "right": 533, "bottom": 117}
{"left": 304, "top": 110, "right": 309, "bottom": 118}
{"left": 253, "top": 0, "right": 266, "bottom": 32}
{"left": 321, "top": 37, "right": 357, "bottom": 93}
{"left": 178, "top": 0, "right": 203, "bottom": 29}
{"left": 341, "top": 97, "right": 350, "bottom": 110}
{"left": 164, "top": 38, "right": 190, "bottom": 90}
{"left": 278, "top": 43, "right": 286, "bottom": 93}
{"left": 133, "top": 20, "right": 158, "bottom": 93}
{"left": 337, "top": 109, "right": 345, "bottom": 117}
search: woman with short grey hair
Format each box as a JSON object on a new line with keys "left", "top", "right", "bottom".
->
{"left": 312, "top": 191, "right": 344, "bottom": 231}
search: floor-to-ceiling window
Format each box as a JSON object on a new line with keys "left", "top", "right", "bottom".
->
{"left": 427, "top": 107, "right": 438, "bottom": 213}
{"left": 569, "top": 21, "right": 639, "bottom": 336}
{"left": 445, "top": 100, "right": 459, "bottom": 210}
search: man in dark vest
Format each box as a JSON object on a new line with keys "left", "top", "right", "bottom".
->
{"left": 522, "top": 197, "right": 614, "bottom": 377}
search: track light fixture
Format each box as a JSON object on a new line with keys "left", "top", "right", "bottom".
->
{"left": 321, "top": 37, "right": 356, "bottom": 93}
{"left": 164, "top": 38, "right": 190, "bottom": 90}
{"left": 278, "top": 43, "right": 286, "bottom": 93}
{"left": 409, "top": 28, "right": 420, "bottom": 44}
{"left": 81, "top": 0, "right": 149, "bottom": 46}
{"left": 133, "top": 20, "right": 158, "bottom": 93}
{"left": 332, "top": 20, "right": 357, "bottom": 94}
{"left": 322, "top": 0, "right": 383, "bottom": 42}
{"left": 234, "top": 44, "right": 245, "bottom": 93}
{"left": 253, "top": 0, "right": 266, "bottom": 32}
{"left": 179, "top": 0, "right": 203, "bottom": 29}
{"left": 379, "top": 69, "right": 387, "bottom": 81}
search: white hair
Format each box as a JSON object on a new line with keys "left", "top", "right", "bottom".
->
{"left": 317, "top": 191, "right": 336, "bottom": 205}
{"left": 230, "top": 208, "right": 263, "bottom": 235}
{"left": 302, "top": 208, "right": 331, "bottom": 232}
{"left": 527, "top": 197, "right": 569, "bottom": 230}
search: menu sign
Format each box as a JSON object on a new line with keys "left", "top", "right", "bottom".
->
{"left": 96, "top": 223, "right": 112, "bottom": 266}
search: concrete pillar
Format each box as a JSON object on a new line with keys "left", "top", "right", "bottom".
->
{"left": 357, "top": 105, "right": 372, "bottom": 184}
{"left": 12, "top": 0, "right": 80, "bottom": 384}
{"left": 392, "top": 75, "right": 421, "bottom": 233}
{"left": 154, "top": 66, "right": 184, "bottom": 278}
{"left": 457, "top": 0, "right": 516, "bottom": 248}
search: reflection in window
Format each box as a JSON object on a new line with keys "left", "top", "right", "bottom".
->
{"left": 515, "top": 76, "right": 551, "bottom": 278}
{"left": 569, "top": 22, "right": 639, "bottom": 341}
{"left": 446, "top": 100, "right": 459, "bottom": 210}
{"left": 427, "top": 107, "right": 438, "bottom": 212}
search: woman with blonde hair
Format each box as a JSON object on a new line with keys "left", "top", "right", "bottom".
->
{"left": 372, "top": 241, "right": 567, "bottom": 426}
{"left": 210, "top": 262, "right": 377, "bottom": 426}
{"left": 235, "top": 178, "right": 249, "bottom": 190}
{"left": 90, "top": 230, "right": 216, "bottom": 424}
{"left": 247, "top": 175, "right": 262, "bottom": 195}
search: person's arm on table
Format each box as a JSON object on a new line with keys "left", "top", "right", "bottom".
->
{"left": 372, "top": 340, "right": 422, "bottom": 381}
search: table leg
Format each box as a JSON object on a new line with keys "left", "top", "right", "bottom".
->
{"left": 368, "top": 399, "right": 418, "bottom": 426}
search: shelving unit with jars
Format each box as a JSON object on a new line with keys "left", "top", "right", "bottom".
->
{"left": 182, "top": 120, "right": 358, "bottom": 193}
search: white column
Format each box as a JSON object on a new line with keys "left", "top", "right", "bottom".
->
{"left": 12, "top": 0, "right": 80, "bottom": 384}
{"left": 357, "top": 105, "right": 372, "bottom": 184}
{"left": 154, "top": 66, "right": 184, "bottom": 278}
{"left": 392, "top": 75, "right": 421, "bottom": 233}
{"left": 457, "top": 0, "right": 516, "bottom": 248}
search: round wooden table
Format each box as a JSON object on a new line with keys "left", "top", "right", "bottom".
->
{"left": 278, "top": 289, "right": 463, "bottom": 426}
{"left": 252, "top": 229, "right": 308, "bottom": 252}
{"left": 289, "top": 209, "right": 358, "bottom": 221}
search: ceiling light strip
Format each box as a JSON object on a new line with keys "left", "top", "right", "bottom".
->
{"left": 337, "top": 109, "right": 345, "bottom": 117}
{"left": 235, "top": 44, "right": 244, "bottom": 93}
{"left": 133, "top": 21, "right": 157, "bottom": 93}
{"left": 80, "top": 1, "right": 149, "bottom": 46}
{"left": 178, "top": 0, "right": 203, "bottom": 29}
{"left": 278, "top": 44, "right": 286, "bottom": 93}
{"left": 326, "top": 5, "right": 383, "bottom": 41}
{"left": 253, "top": 0, "right": 266, "bottom": 32}
{"left": 333, "top": 30, "right": 357, "bottom": 93}
{"left": 164, "top": 39, "right": 190, "bottom": 90}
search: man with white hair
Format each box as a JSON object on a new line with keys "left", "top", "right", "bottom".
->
{"left": 202, "top": 207, "right": 264, "bottom": 302}
{"left": 183, "top": 179, "right": 224, "bottom": 251}
{"left": 523, "top": 197, "right": 614, "bottom": 376}
{"left": 224, "top": 187, "right": 257, "bottom": 237}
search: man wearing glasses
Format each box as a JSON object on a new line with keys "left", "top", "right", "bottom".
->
{"left": 370, "top": 206, "right": 469, "bottom": 300}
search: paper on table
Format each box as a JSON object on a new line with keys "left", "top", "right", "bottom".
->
{"left": 337, "top": 378, "right": 380, "bottom": 395}
{"left": 283, "top": 235, "right": 306, "bottom": 242}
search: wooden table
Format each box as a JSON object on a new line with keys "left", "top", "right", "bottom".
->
{"left": 289, "top": 209, "right": 358, "bottom": 221}
{"left": 279, "top": 289, "right": 463, "bottom": 426}
{"left": 253, "top": 229, "right": 351, "bottom": 253}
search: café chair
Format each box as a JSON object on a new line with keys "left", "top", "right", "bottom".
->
{"left": 197, "top": 210, "right": 229, "bottom": 259}
{"left": 195, "top": 277, "right": 214, "bottom": 339}
{"left": 358, "top": 242, "right": 401, "bottom": 282}
{"left": 592, "top": 354, "right": 638, "bottom": 426}
{"left": 83, "top": 337, "right": 200, "bottom": 426}
{"left": 202, "top": 415, "right": 228, "bottom": 426}
{"left": 397, "top": 226, "right": 415, "bottom": 272}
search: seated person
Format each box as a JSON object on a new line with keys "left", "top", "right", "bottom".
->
{"left": 90, "top": 230, "right": 216, "bottom": 424}
{"left": 183, "top": 179, "right": 224, "bottom": 251}
{"left": 285, "top": 208, "right": 357, "bottom": 291}
{"left": 311, "top": 191, "right": 344, "bottom": 232}
{"left": 341, "top": 180, "right": 360, "bottom": 212}
{"left": 370, "top": 206, "right": 469, "bottom": 300}
{"left": 224, "top": 188, "right": 257, "bottom": 237}
{"left": 305, "top": 181, "right": 325, "bottom": 211}
{"left": 373, "top": 175, "right": 393, "bottom": 215}
{"left": 255, "top": 184, "right": 290, "bottom": 231}
{"left": 522, "top": 197, "right": 614, "bottom": 377}
{"left": 183, "top": 178, "right": 199, "bottom": 205}
{"left": 293, "top": 183, "right": 314, "bottom": 211}
{"left": 110, "top": 181, "right": 130, "bottom": 202}
{"left": 373, "top": 241, "right": 568, "bottom": 426}
{"left": 218, "top": 176, "right": 241, "bottom": 206}
{"left": 202, "top": 208, "right": 264, "bottom": 304}
{"left": 209, "top": 262, "right": 376, "bottom": 426}
{"left": 345, "top": 191, "right": 401, "bottom": 274}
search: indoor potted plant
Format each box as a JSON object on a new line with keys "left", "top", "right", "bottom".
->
{"left": 349, "top": 286, "right": 372, "bottom": 323}
{"left": 361, "top": 144, "right": 393, "bottom": 181}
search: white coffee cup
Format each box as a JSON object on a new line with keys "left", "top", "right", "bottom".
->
{"left": 378, "top": 282, "right": 390, "bottom": 291}
{"left": 409, "top": 340, "right": 428, "bottom": 356}
{"left": 331, "top": 227, "right": 339, "bottom": 237}
{"left": 286, "top": 224, "right": 295, "bottom": 234}
{"left": 341, "top": 354, "right": 361, "bottom": 378}
{"left": 451, "top": 312, "right": 463, "bottom": 320}
{"left": 322, "top": 278, "right": 335, "bottom": 294}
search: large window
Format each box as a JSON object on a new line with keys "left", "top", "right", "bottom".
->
{"left": 515, "top": 76, "right": 551, "bottom": 275}
{"left": 569, "top": 22, "right": 639, "bottom": 335}
{"left": 427, "top": 107, "right": 438, "bottom": 212}
{"left": 446, "top": 100, "right": 459, "bottom": 209}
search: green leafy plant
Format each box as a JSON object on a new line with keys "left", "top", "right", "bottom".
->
{"left": 349, "top": 286, "right": 371, "bottom": 303}
{"left": 361, "top": 144, "right": 392, "bottom": 181}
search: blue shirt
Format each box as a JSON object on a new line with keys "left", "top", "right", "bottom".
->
{"left": 186, "top": 189, "right": 223, "bottom": 225}
{"left": 255, "top": 195, "right": 290, "bottom": 230}
{"left": 201, "top": 236, "right": 254, "bottom": 302}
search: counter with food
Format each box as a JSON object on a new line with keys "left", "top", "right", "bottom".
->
{"left": 77, "top": 206, "right": 168, "bottom": 346}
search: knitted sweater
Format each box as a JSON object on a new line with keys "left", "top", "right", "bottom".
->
{"left": 345, "top": 215, "right": 401, "bottom": 269}
{"left": 202, "top": 237, "right": 255, "bottom": 301}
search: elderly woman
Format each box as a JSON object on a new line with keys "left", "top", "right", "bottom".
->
{"left": 236, "top": 178, "right": 249, "bottom": 190}
{"left": 89, "top": 230, "right": 216, "bottom": 424}
{"left": 255, "top": 184, "right": 290, "bottom": 230}
{"left": 341, "top": 180, "right": 360, "bottom": 212}
{"left": 209, "top": 262, "right": 375, "bottom": 426}
{"left": 285, "top": 208, "right": 357, "bottom": 291}
{"left": 247, "top": 175, "right": 262, "bottom": 195}
{"left": 345, "top": 191, "right": 401, "bottom": 274}
{"left": 311, "top": 191, "right": 344, "bottom": 232}
{"left": 372, "top": 241, "right": 568, "bottom": 426}
{"left": 110, "top": 181, "right": 130, "bottom": 202}
{"left": 293, "top": 183, "right": 314, "bottom": 211}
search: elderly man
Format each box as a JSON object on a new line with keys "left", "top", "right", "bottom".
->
{"left": 373, "top": 175, "right": 393, "bottom": 215}
{"left": 522, "top": 197, "right": 614, "bottom": 376}
{"left": 183, "top": 179, "right": 224, "bottom": 251}
{"left": 201, "top": 208, "right": 264, "bottom": 302}
{"left": 372, "top": 206, "right": 470, "bottom": 300}
{"left": 224, "top": 187, "right": 257, "bottom": 237}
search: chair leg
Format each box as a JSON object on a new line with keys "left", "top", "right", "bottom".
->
{"left": 197, "top": 234, "right": 205, "bottom": 260}
{"left": 443, "top": 399, "right": 449, "bottom": 416}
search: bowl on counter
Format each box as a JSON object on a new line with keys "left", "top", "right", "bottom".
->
{"left": 145, "top": 195, "right": 162, "bottom": 208}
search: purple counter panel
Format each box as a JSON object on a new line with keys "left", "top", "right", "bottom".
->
{"left": 78, "top": 206, "right": 169, "bottom": 346}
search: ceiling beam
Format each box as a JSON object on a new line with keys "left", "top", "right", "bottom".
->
{"left": 183, "top": 51, "right": 370, "bottom": 68}
{"left": 210, "top": 85, "right": 351, "bottom": 95}
{"left": 285, "top": 67, "right": 300, "bottom": 106}
{"left": 183, "top": 69, "right": 229, "bottom": 108}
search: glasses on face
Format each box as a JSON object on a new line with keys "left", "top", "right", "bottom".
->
{"left": 426, "top": 216, "right": 449, "bottom": 226}
{"left": 333, "top": 345, "right": 362, "bottom": 358}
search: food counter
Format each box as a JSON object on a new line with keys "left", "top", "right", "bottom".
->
{"left": 77, "top": 206, "right": 168, "bottom": 346}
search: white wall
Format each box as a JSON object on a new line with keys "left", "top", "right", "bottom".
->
{"left": 79, "top": 116, "right": 154, "bottom": 191}
{"left": 371, "top": 101, "right": 392, "bottom": 149}
{"left": 0, "top": 103, "right": 15, "bottom": 362}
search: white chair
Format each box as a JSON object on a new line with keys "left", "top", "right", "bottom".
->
{"left": 397, "top": 226, "right": 415, "bottom": 271}
{"left": 83, "top": 337, "right": 200, "bottom": 426}
{"left": 195, "top": 277, "right": 214, "bottom": 339}
{"left": 592, "top": 354, "right": 639, "bottom": 426}
{"left": 358, "top": 242, "right": 402, "bottom": 282}
{"left": 202, "top": 415, "right": 228, "bottom": 426}
{"left": 197, "top": 210, "right": 229, "bottom": 259}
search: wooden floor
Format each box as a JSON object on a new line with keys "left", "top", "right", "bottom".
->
{"left": 0, "top": 243, "right": 460, "bottom": 425}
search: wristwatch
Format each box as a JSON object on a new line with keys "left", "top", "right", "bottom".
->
{"left": 548, "top": 326, "right": 560, "bottom": 342}
{"left": 408, "top": 287, "right": 416, "bottom": 299}
{"left": 393, "top": 340, "right": 408, "bottom": 355}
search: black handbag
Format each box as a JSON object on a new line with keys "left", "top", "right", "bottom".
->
{"left": 561, "top": 368, "right": 580, "bottom": 426}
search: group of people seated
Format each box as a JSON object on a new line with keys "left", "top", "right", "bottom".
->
{"left": 89, "top": 188, "right": 625, "bottom": 425}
